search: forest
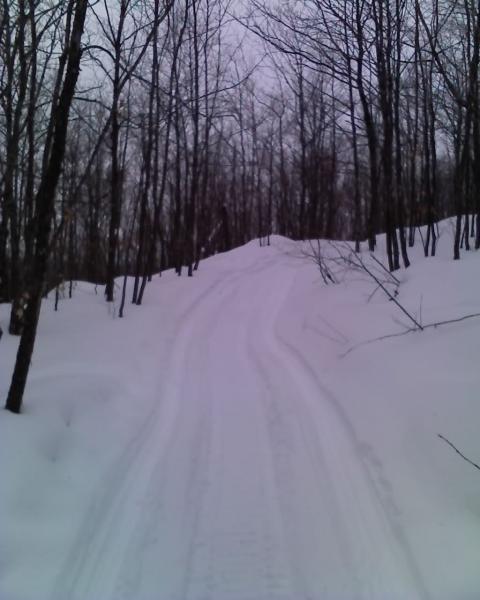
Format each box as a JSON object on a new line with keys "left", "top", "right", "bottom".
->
{"left": 1, "top": 0, "right": 480, "bottom": 413}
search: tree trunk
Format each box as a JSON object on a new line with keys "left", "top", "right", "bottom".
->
{"left": 5, "top": 0, "right": 89, "bottom": 414}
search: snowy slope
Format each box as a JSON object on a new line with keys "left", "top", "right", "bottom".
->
{"left": 1, "top": 223, "right": 480, "bottom": 599}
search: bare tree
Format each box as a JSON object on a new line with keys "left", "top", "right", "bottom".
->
{"left": 5, "top": 0, "right": 90, "bottom": 414}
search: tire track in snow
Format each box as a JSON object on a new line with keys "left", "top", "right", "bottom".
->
{"left": 246, "top": 260, "right": 430, "bottom": 599}
{"left": 49, "top": 246, "right": 431, "bottom": 599}
{"left": 111, "top": 285, "right": 235, "bottom": 600}
{"left": 178, "top": 257, "right": 297, "bottom": 600}
{"left": 151, "top": 253, "right": 294, "bottom": 600}
{"left": 273, "top": 331, "right": 431, "bottom": 599}
{"left": 48, "top": 272, "right": 245, "bottom": 600}
{"left": 50, "top": 251, "right": 281, "bottom": 599}
{"left": 244, "top": 265, "right": 356, "bottom": 599}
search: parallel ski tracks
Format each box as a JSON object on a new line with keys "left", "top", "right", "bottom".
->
{"left": 244, "top": 262, "right": 430, "bottom": 599}
{"left": 50, "top": 270, "right": 244, "bottom": 600}
{"left": 50, "top": 250, "right": 430, "bottom": 600}
{"left": 50, "top": 255, "right": 279, "bottom": 600}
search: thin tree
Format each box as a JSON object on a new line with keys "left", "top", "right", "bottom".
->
{"left": 5, "top": 0, "right": 89, "bottom": 414}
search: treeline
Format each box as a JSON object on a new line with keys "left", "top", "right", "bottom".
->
{"left": 1, "top": 0, "right": 480, "bottom": 411}
{"left": 248, "top": 0, "right": 480, "bottom": 268}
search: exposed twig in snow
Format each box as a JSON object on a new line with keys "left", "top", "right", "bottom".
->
{"left": 341, "top": 312, "right": 480, "bottom": 357}
{"left": 333, "top": 244, "right": 421, "bottom": 331}
{"left": 369, "top": 253, "right": 401, "bottom": 285}
{"left": 438, "top": 434, "right": 480, "bottom": 472}
{"left": 301, "top": 240, "right": 337, "bottom": 285}
{"left": 366, "top": 283, "right": 384, "bottom": 303}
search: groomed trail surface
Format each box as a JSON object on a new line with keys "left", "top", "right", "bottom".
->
{"left": 2, "top": 231, "right": 480, "bottom": 599}
{"left": 49, "top": 248, "right": 424, "bottom": 600}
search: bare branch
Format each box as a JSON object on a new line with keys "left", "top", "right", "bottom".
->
{"left": 438, "top": 435, "right": 480, "bottom": 473}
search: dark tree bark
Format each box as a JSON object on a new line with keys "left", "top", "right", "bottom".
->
{"left": 5, "top": 0, "right": 89, "bottom": 414}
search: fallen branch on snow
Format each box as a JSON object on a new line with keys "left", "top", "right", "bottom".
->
{"left": 438, "top": 434, "right": 480, "bottom": 472}
{"left": 341, "top": 312, "right": 480, "bottom": 357}
{"left": 369, "top": 252, "right": 401, "bottom": 285}
{"left": 301, "top": 240, "right": 337, "bottom": 285}
{"left": 327, "top": 243, "right": 423, "bottom": 330}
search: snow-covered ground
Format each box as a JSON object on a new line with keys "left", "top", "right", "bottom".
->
{"left": 1, "top": 222, "right": 480, "bottom": 600}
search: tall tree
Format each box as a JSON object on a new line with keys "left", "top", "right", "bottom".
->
{"left": 5, "top": 0, "right": 90, "bottom": 414}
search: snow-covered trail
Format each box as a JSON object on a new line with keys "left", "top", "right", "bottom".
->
{"left": 50, "top": 249, "right": 429, "bottom": 600}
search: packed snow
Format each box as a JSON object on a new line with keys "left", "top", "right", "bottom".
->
{"left": 1, "top": 222, "right": 480, "bottom": 599}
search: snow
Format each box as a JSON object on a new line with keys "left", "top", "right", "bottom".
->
{"left": 1, "top": 223, "right": 480, "bottom": 599}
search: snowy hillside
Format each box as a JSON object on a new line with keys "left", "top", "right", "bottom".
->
{"left": 1, "top": 222, "right": 480, "bottom": 599}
